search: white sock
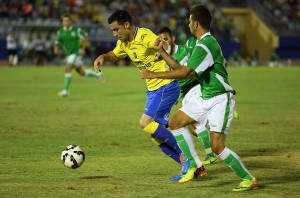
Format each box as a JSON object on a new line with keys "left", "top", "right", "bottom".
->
{"left": 85, "top": 69, "right": 98, "bottom": 77}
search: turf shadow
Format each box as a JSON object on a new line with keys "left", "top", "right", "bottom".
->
{"left": 236, "top": 147, "right": 289, "bottom": 158}
{"left": 80, "top": 175, "right": 111, "bottom": 180}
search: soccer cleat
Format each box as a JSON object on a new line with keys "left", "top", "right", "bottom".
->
{"left": 203, "top": 155, "right": 218, "bottom": 165}
{"left": 98, "top": 73, "right": 106, "bottom": 83}
{"left": 233, "top": 178, "right": 258, "bottom": 192}
{"left": 57, "top": 90, "right": 68, "bottom": 97}
{"left": 169, "top": 174, "right": 182, "bottom": 181}
{"left": 169, "top": 155, "right": 190, "bottom": 181}
{"left": 194, "top": 165, "right": 207, "bottom": 179}
{"left": 178, "top": 165, "right": 206, "bottom": 184}
{"left": 179, "top": 167, "right": 196, "bottom": 183}
{"left": 180, "top": 155, "right": 190, "bottom": 175}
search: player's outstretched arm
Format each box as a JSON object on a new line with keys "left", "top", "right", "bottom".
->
{"left": 142, "top": 38, "right": 196, "bottom": 79}
{"left": 141, "top": 66, "right": 195, "bottom": 79}
{"left": 80, "top": 39, "right": 88, "bottom": 57}
{"left": 53, "top": 44, "right": 59, "bottom": 56}
{"left": 94, "top": 51, "right": 118, "bottom": 72}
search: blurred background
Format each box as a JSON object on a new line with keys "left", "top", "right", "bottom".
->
{"left": 0, "top": 0, "right": 299, "bottom": 67}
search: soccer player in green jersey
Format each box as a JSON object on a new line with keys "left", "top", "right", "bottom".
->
{"left": 54, "top": 14, "right": 104, "bottom": 97}
{"left": 158, "top": 27, "right": 217, "bottom": 181}
{"left": 141, "top": 5, "right": 258, "bottom": 191}
{"left": 93, "top": 10, "right": 190, "bottom": 177}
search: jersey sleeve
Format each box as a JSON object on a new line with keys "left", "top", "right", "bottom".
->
{"left": 113, "top": 40, "right": 128, "bottom": 59}
{"left": 54, "top": 30, "right": 62, "bottom": 46}
{"left": 187, "top": 44, "right": 213, "bottom": 76}
{"left": 77, "top": 28, "right": 87, "bottom": 41}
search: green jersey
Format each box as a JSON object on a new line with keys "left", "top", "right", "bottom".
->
{"left": 55, "top": 26, "right": 87, "bottom": 56}
{"left": 174, "top": 37, "right": 199, "bottom": 99}
{"left": 187, "top": 32, "right": 234, "bottom": 99}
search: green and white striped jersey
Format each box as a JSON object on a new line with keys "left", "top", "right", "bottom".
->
{"left": 187, "top": 32, "right": 234, "bottom": 99}
{"left": 55, "top": 26, "right": 87, "bottom": 56}
{"left": 174, "top": 36, "right": 199, "bottom": 99}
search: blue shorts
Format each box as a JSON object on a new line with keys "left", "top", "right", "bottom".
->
{"left": 144, "top": 80, "right": 180, "bottom": 125}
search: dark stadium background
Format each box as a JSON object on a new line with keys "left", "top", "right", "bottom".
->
{"left": 0, "top": 0, "right": 299, "bottom": 66}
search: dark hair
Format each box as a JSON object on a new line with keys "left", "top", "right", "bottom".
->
{"left": 190, "top": 5, "right": 212, "bottom": 30}
{"left": 62, "top": 14, "right": 72, "bottom": 21}
{"left": 108, "top": 10, "right": 132, "bottom": 25}
{"left": 158, "top": 27, "right": 173, "bottom": 37}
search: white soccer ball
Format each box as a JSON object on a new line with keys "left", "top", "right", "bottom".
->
{"left": 61, "top": 145, "right": 85, "bottom": 169}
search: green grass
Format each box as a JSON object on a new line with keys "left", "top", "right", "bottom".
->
{"left": 0, "top": 66, "right": 299, "bottom": 198}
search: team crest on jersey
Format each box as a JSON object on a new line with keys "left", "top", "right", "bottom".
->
{"left": 71, "top": 31, "right": 76, "bottom": 37}
{"left": 141, "top": 34, "right": 147, "bottom": 41}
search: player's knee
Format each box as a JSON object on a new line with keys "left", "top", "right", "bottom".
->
{"left": 139, "top": 118, "right": 148, "bottom": 129}
{"left": 76, "top": 69, "right": 85, "bottom": 76}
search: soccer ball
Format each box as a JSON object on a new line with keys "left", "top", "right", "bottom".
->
{"left": 61, "top": 145, "right": 85, "bottom": 169}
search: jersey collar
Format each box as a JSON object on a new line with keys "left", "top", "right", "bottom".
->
{"left": 133, "top": 27, "right": 138, "bottom": 40}
{"left": 199, "top": 32, "right": 211, "bottom": 41}
{"left": 173, "top": 44, "right": 178, "bottom": 55}
{"left": 64, "top": 26, "right": 73, "bottom": 31}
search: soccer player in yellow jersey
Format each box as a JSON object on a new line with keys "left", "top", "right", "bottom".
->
{"left": 94, "top": 10, "right": 189, "bottom": 177}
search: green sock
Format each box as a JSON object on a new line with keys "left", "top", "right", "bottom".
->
{"left": 64, "top": 73, "right": 72, "bottom": 92}
{"left": 196, "top": 129, "right": 214, "bottom": 156}
{"left": 172, "top": 127, "right": 202, "bottom": 168}
{"left": 220, "top": 147, "right": 253, "bottom": 180}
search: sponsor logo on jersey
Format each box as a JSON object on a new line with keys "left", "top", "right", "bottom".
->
{"left": 135, "top": 62, "right": 152, "bottom": 70}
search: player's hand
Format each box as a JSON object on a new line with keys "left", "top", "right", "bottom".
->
{"left": 94, "top": 55, "right": 104, "bottom": 73}
{"left": 154, "top": 51, "right": 162, "bottom": 61}
{"left": 140, "top": 69, "right": 156, "bottom": 79}
{"left": 53, "top": 46, "right": 59, "bottom": 56}
{"left": 154, "top": 37, "right": 164, "bottom": 52}
{"left": 80, "top": 48, "right": 86, "bottom": 57}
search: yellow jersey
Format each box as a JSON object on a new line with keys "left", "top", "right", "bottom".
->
{"left": 113, "top": 27, "right": 174, "bottom": 91}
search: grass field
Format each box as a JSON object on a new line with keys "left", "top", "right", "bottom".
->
{"left": 0, "top": 66, "right": 300, "bottom": 198}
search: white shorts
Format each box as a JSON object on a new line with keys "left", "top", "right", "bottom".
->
{"left": 202, "top": 92, "right": 235, "bottom": 135}
{"left": 181, "top": 88, "right": 235, "bottom": 134}
{"left": 66, "top": 54, "right": 83, "bottom": 68}
{"left": 180, "top": 85, "right": 208, "bottom": 132}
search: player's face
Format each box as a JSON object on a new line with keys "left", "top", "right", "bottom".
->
{"left": 109, "top": 21, "right": 130, "bottom": 42}
{"left": 159, "top": 32, "right": 175, "bottom": 54}
{"left": 159, "top": 32, "right": 173, "bottom": 46}
{"left": 188, "top": 15, "right": 196, "bottom": 35}
{"left": 62, "top": 17, "right": 72, "bottom": 28}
